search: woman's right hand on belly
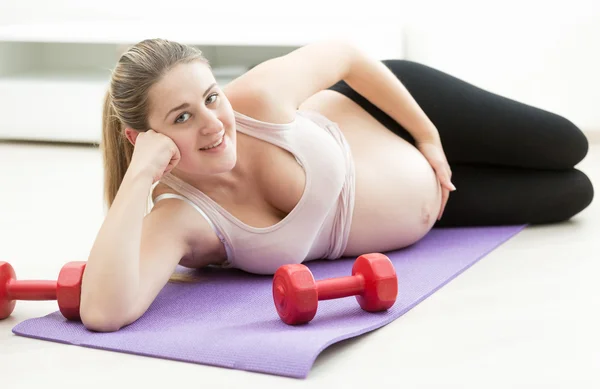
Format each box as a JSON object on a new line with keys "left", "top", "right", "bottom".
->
{"left": 415, "top": 139, "right": 456, "bottom": 220}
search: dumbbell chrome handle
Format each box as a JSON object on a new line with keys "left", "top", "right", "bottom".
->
{"left": 317, "top": 275, "right": 364, "bottom": 300}
{"left": 6, "top": 280, "right": 57, "bottom": 300}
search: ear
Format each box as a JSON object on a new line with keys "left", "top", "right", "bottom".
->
{"left": 124, "top": 128, "right": 140, "bottom": 146}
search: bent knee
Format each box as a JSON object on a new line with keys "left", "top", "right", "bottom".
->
{"left": 571, "top": 169, "right": 594, "bottom": 212}
{"left": 553, "top": 116, "right": 589, "bottom": 168}
{"left": 542, "top": 169, "right": 594, "bottom": 223}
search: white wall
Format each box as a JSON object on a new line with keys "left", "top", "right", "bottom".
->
{"left": 0, "top": 0, "right": 599, "bottom": 139}
{"left": 403, "top": 0, "right": 600, "bottom": 139}
{"left": 0, "top": 0, "right": 386, "bottom": 25}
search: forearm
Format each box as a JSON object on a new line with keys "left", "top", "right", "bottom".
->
{"left": 81, "top": 169, "right": 153, "bottom": 325}
{"left": 343, "top": 50, "right": 440, "bottom": 143}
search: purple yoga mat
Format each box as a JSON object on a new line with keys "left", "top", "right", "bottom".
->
{"left": 12, "top": 225, "right": 525, "bottom": 378}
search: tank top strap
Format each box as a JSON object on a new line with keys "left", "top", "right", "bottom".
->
{"left": 158, "top": 173, "right": 235, "bottom": 266}
{"left": 233, "top": 110, "right": 306, "bottom": 167}
{"left": 233, "top": 110, "right": 297, "bottom": 139}
{"left": 159, "top": 173, "right": 213, "bottom": 208}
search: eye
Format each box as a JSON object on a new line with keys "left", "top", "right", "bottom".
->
{"left": 173, "top": 93, "right": 219, "bottom": 124}
{"left": 206, "top": 92, "right": 219, "bottom": 104}
{"left": 175, "top": 112, "right": 191, "bottom": 124}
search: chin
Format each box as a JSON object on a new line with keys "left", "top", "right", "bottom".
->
{"left": 179, "top": 152, "right": 237, "bottom": 177}
{"left": 210, "top": 155, "right": 237, "bottom": 174}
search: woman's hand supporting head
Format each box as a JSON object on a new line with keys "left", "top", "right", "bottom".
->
{"left": 125, "top": 129, "right": 181, "bottom": 185}
{"left": 83, "top": 39, "right": 220, "bottom": 332}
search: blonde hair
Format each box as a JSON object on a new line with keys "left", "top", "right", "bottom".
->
{"left": 101, "top": 38, "right": 210, "bottom": 283}
{"left": 101, "top": 38, "right": 209, "bottom": 209}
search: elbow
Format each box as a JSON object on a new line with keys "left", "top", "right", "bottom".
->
{"left": 79, "top": 294, "right": 134, "bottom": 333}
{"left": 80, "top": 307, "right": 127, "bottom": 333}
{"left": 79, "top": 282, "right": 139, "bottom": 332}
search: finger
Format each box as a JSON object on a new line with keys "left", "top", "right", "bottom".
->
{"left": 165, "top": 160, "right": 179, "bottom": 176}
{"left": 438, "top": 171, "right": 456, "bottom": 192}
{"left": 442, "top": 191, "right": 450, "bottom": 215}
{"left": 442, "top": 170, "right": 456, "bottom": 191}
{"left": 166, "top": 155, "right": 181, "bottom": 173}
{"left": 172, "top": 146, "right": 181, "bottom": 161}
{"left": 439, "top": 196, "right": 448, "bottom": 220}
{"left": 440, "top": 162, "right": 453, "bottom": 182}
{"left": 441, "top": 177, "right": 454, "bottom": 190}
{"left": 438, "top": 188, "right": 450, "bottom": 220}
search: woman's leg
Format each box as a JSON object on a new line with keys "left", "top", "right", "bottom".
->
{"left": 432, "top": 165, "right": 594, "bottom": 227}
{"left": 327, "top": 59, "right": 589, "bottom": 170}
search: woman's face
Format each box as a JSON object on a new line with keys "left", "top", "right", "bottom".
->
{"left": 146, "top": 61, "right": 237, "bottom": 178}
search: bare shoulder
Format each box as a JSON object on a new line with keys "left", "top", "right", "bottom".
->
{"left": 149, "top": 183, "right": 226, "bottom": 267}
{"left": 224, "top": 71, "right": 297, "bottom": 125}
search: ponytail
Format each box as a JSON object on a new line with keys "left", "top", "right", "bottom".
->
{"left": 101, "top": 39, "right": 208, "bottom": 211}
{"left": 101, "top": 89, "right": 134, "bottom": 210}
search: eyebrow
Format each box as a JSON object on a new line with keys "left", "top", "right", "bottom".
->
{"left": 163, "top": 82, "right": 218, "bottom": 121}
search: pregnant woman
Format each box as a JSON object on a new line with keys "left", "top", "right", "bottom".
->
{"left": 81, "top": 38, "right": 593, "bottom": 331}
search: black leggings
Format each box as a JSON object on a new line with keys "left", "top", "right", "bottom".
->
{"left": 327, "top": 59, "right": 594, "bottom": 227}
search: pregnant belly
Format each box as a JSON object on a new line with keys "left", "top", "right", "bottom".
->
{"left": 301, "top": 90, "right": 442, "bottom": 256}
{"left": 344, "top": 132, "right": 442, "bottom": 255}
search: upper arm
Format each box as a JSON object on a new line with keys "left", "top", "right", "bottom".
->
{"left": 123, "top": 198, "right": 222, "bottom": 327}
{"left": 224, "top": 39, "right": 359, "bottom": 121}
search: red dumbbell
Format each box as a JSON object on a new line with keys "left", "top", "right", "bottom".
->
{"left": 0, "top": 261, "right": 86, "bottom": 321}
{"left": 272, "top": 253, "right": 398, "bottom": 325}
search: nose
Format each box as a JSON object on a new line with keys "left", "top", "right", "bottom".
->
{"left": 200, "top": 113, "right": 223, "bottom": 136}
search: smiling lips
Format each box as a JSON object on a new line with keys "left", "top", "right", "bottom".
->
{"left": 199, "top": 131, "right": 225, "bottom": 150}
{"left": 200, "top": 136, "right": 224, "bottom": 150}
